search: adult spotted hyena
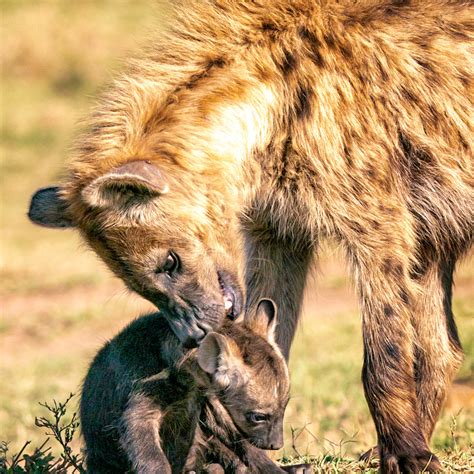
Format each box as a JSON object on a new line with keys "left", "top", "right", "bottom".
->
{"left": 29, "top": 1, "right": 473, "bottom": 472}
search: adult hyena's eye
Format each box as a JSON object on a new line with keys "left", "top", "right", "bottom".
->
{"left": 157, "top": 251, "right": 180, "bottom": 276}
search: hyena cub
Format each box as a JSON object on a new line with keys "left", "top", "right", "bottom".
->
{"left": 81, "top": 300, "right": 308, "bottom": 473}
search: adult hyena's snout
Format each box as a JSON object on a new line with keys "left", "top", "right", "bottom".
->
{"left": 143, "top": 268, "right": 243, "bottom": 345}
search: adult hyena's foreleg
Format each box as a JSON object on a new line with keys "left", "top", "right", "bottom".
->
{"left": 412, "top": 256, "right": 464, "bottom": 440}
{"left": 343, "top": 215, "right": 441, "bottom": 474}
{"left": 244, "top": 226, "right": 314, "bottom": 360}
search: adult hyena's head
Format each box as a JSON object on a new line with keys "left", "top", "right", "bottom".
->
{"left": 28, "top": 159, "right": 244, "bottom": 345}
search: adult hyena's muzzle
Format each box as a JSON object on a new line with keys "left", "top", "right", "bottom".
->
{"left": 149, "top": 270, "right": 243, "bottom": 345}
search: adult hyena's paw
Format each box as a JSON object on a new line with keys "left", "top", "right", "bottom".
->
{"left": 281, "top": 463, "right": 313, "bottom": 474}
{"left": 382, "top": 450, "right": 442, "bottom": 474}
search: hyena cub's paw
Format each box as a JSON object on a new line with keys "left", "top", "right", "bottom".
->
{"left": 202, "top": 463, "right": 225, "bottom": 474}
{"left": 281, "top": 463, "right": 313, "bottom": 474}
{"left": 382, "top": 450, "right": 442, "bottom": 474}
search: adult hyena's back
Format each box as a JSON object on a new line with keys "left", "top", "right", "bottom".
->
{"left": 250, "top": 0, "right": 473, "bottom": 258}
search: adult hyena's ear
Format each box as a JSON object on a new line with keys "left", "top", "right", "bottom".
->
{"left": 197, "top": 332, "right": 248, "bottom": 388}
{"left": 81, "top": 160, "right": 169, "bottom": 208}
{"left": 250, "top": 298, "right": 278, "bottom": 343}
{"left": 28, "top": 186, "right": 75, "bottom": 228}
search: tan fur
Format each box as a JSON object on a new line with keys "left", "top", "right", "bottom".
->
{"left": 30, "top": 1, "right": 473, "bottom": 472}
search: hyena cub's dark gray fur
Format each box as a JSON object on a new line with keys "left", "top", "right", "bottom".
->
{"left": 81, "top": 300, "right": 307, "bottom": 474}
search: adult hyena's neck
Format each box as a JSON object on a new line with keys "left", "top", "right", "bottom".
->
{"left": 69, "top": 1, "right": 308, "bottom": 201}
{"left": 149, "top": 70, "right": 278, "bottom": 205}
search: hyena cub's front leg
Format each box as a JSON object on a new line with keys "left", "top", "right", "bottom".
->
{"left": 120, "top": 394, "right": 173, "bottom": 474}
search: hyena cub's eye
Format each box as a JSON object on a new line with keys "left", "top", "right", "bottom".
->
{"left": 156, "top": 252, "right": 180, "bottom": 276}
{"left": 246, "top": 412, "right": 270, "bottom": 424}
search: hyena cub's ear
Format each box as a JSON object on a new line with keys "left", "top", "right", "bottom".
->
{"left": 81, "top": 160, "right": 169, "bottom": 208}
{"left": 250, "top": 298, "right": 278, "bottom": 343}
{"left": 197, "top": 333, "right": 248, "bottom": 388}
{"left": 28, "top": 186, "right": 75, "bottom": 228}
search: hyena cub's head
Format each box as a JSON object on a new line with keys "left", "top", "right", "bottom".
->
{"left": 197, "top": 299, "right": 289, "bottom": 450}
{"left": 28, "top": 160, "right": 243, "bottom": 345}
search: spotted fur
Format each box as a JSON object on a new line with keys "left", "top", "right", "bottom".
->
{"left": 30, "top": 1, "right": 473, "bottom": 472}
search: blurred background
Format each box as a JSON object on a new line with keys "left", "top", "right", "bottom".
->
{"left": 1, "top": 0, "right": 473, "bottom": 466}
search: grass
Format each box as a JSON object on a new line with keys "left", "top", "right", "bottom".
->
{"left": 1, "top": 1, "right": 473, "bottom": 472}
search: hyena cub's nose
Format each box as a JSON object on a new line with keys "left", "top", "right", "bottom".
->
{"left": 267, "top": 429, "right": 284, "bottom": 450}
{"left": 269, "top": 440, "right": 284, "bottom": 450}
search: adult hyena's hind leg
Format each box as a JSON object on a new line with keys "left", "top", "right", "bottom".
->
{"left": 360, "top": 255, "right": 465, "bottom": 464}
{"left": 411, "top": 256, "right": 464, "bottom": 440}
{"left": 340, "top": 205, "right": 442, "bottom": 473}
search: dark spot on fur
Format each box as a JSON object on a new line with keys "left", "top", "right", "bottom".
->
{"left": 298, "top": 27, "right": 325, "bottom": 67}
{"left": 400, "top": 288, "right": 410, "bottom": 305}
{"left": 415, "top": 58, "right": 434, "bottom": 73}
{"left": 379, "top": 204, "right": 396, "bottom": 216}
{"left": 208, "top": 57, "right": 226, "bottom": 68}
{"left": 383, "top": 258, "right": 404, "bottom": 278}
{"left": 309, "top": 48, "right": 326, "bottom": 68}
{"left": 80, "top": 143, "right": 99, "bottom": 155}
{"left": 399, "top": 132, "right": 436, "bottom": 186}
{"left": 365, "top": 165, "right": 378, "bottom": 180}
{"left": 339, "top": 42, "right": 353, "bottom": 59}
{"left": 371, "top": 220, "right": 381, "bottom": 230}
{"left": 336, "top": 84, "right": 347, "bottom": 105}
{"left": 276, "top": 136, "right": 292, "bottom": 186}
{"left": 343, "top": 144, "right": 353, "bottom": 168}
{"left": 375, "top": 57, "right": 389, "bottom": 81}
{"left": 350, "top": 179, "right": 364, "bottom": 195}
{"left": 427, "top": 104, "right": 440, "bottom": 125}
{"left": 295, "top": 85, "right": 312, "bottom": 120}
{"left": 298, "top": 27, "right": 322, "bottom": 49}
{"left": 459, "top": 74, "right": 470, "bottom": 88}
{"left": 400, "top": 86, "right": 418, "bottom": 103}
{"left": 383, "top": 305, "right": 394, "bottom": 318}
{"left": 357, "top": 72, "right": 367, "bottom": 83}
{"left": 280, "top": 49, "right": 297, "bottom": 76}
{"left": 384, "top": 0, "right": 411, "bottom": 16}
{"left": 385, "top": 342, "right": 400, "bottom": 360}
{"left": 350, "top": 221, "right": 366, "bottom": 235}
{"left": 324, "top": 33, "right": 336, "bottom": 49}
{"left": 261, "top": 22, "right": 278, "bottom": 32}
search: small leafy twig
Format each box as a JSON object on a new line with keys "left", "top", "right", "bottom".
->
{"left": 0, "top": 394, "right": 85, "bottom": 473}
{"left": 35, "top": 393, "right": 86, "bottom": 473}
